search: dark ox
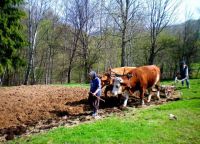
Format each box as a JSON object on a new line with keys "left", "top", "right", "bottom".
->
{"left": 99, "top": 67, "right": 136, "bottom": 96}
{"left": 112, "top": 65, "right": 160, "bottom": 107}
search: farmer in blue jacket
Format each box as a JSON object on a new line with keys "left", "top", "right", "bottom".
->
{"left": 88, "top": 71, "right": 101, "bottom": 117}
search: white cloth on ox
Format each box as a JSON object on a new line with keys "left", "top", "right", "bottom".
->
{"left": 122, "top": 90, "right": 129, "bottom": 107}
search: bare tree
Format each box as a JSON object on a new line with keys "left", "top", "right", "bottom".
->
{"left": 63, "top": 0, "right": 87, "bottom": 83}
{"left": 106, "top": 0, "right": 140, "bottom": 66}
{"left": 43, "top": 2, "right": 61, "bottom": 84}
{"left": 79, "top": 0, "right": 95, "bottom": 82}
{"left": 146, "top": 0, "right": 179, "bottom": 64}
{"left": 66, "top": 0, "right": 99, "bottom": 83}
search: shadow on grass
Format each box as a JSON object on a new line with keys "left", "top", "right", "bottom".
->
{"left": 183, "top": 97, "right": 200, "bottom": 100}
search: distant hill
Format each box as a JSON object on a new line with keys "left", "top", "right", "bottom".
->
{"left": 166, "top": 19, "right": 200, "bottom": 35}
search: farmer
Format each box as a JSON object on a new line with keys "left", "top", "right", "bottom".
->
{"left": 180, "top": 61, "right": 190, "bottom": 88}
{"left": 88, "top": 71, "right": 101, "bottom": 117}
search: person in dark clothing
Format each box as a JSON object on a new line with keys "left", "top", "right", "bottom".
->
{"left": 88, "top": 71, "right": 101, "bottom": 117}
{"left": 180, "top": 61, "right": 190, "bottom": 88}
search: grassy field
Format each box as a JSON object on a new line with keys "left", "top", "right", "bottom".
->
{"left": 53, "top": 83, "right": 90, "bottom": 88}
{"left": 8, "top": 79, "right": 200, "bottom": 144}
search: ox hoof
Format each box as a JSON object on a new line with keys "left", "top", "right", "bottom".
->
{"left": 145, "top": 102, "right": 151, "bottom": 106}
{"left": 119, "top": 105, "right": 128, "bottom": 111}
{"left": 137, "top": 104, "right": 148, "bottom": 108}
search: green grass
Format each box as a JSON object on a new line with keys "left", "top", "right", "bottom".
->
{"left": 7, "top": 79, "right": 200, "bottom": 144}
{"left": 53, "top": 83, "right": 89, "bottom": 88}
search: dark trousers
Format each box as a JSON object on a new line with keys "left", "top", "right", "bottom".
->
{"left": 88, "top": 93, "right": 100, "bottom": 113}
{"left": 181, "top": 76, "right": 190, "bottom": 88}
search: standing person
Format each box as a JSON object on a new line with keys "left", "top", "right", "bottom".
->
{"left": 88, "top": 71, "right": 101, "bottom": 117}
{"left": 180, "top": 61, "right": 190, "bottom": 88}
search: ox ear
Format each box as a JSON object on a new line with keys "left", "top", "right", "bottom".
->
{"left": 127, "top": 73, "right": 133, "bottom": 79}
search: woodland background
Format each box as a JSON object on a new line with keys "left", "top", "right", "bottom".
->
{"left": 0, "top": 0, "right": 200, "bottom": 86}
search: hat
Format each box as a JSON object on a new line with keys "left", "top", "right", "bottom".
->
{"left": 89, "top": 71, "right": 97, "bottom": 79}
{"left": 180, "top": 61, "right": 185, "bottom": 65}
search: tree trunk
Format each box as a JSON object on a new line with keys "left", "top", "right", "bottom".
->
{"left": 148, "top": 48, "right": 155, "bottom": 65}
{"left": 67, "top": 67, "right": 71, "bottom": 83}
{"left": 148, "top": 30, "right": 156, "bottom": 65}
{"left": 50, "top": 47, "right": 54, "bottom": 84}
{"left": 67, "top": 32, "right": 79, "bottom": 83}
{"left": 84, "top": 61, "right": 89, "bottom": 83}
{"left": 47, "top": 44, "right": 52, "bottom": 84}
{"left": 121, "top": 38, "right": 126, "bottom": 67}
{"left": 30, "top": 56, "right": 36, "bottom": 85}
{"left": 30, "top": 29, "right": 37, "bottom": 85}
{"left": 24, "top": 7, "right": 38, "bottom": 85}
{"left": 45, "top": 46, "right": 49, "bottom": 84}
{"left": 24, "top": 8, "right": 32, "bottom": 85}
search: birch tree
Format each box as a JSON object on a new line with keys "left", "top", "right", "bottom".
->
{"left": 24, "top": 0, "right": 50, "bottom": 85}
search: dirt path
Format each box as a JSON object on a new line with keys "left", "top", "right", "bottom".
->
{"left": 0, "top": 85, "right": 180, "bottom": 141}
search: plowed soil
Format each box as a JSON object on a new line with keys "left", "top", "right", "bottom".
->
{"left": 0, "top": 85, "right": 180, "bottom": 141}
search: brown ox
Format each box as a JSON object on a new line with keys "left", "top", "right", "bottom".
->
{"left": 112, "top": 65, "right": 160, "bottom": 107}
{"left": 100, "top": 67, "right": 136, "bottom": 96}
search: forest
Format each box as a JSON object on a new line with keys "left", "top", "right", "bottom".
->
{"left": 0, "top": 0, "right": 200, "bottom": 86}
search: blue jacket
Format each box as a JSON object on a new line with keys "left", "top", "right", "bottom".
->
{"left": 90, "top": 76, "right": 101, "bottom": 96}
